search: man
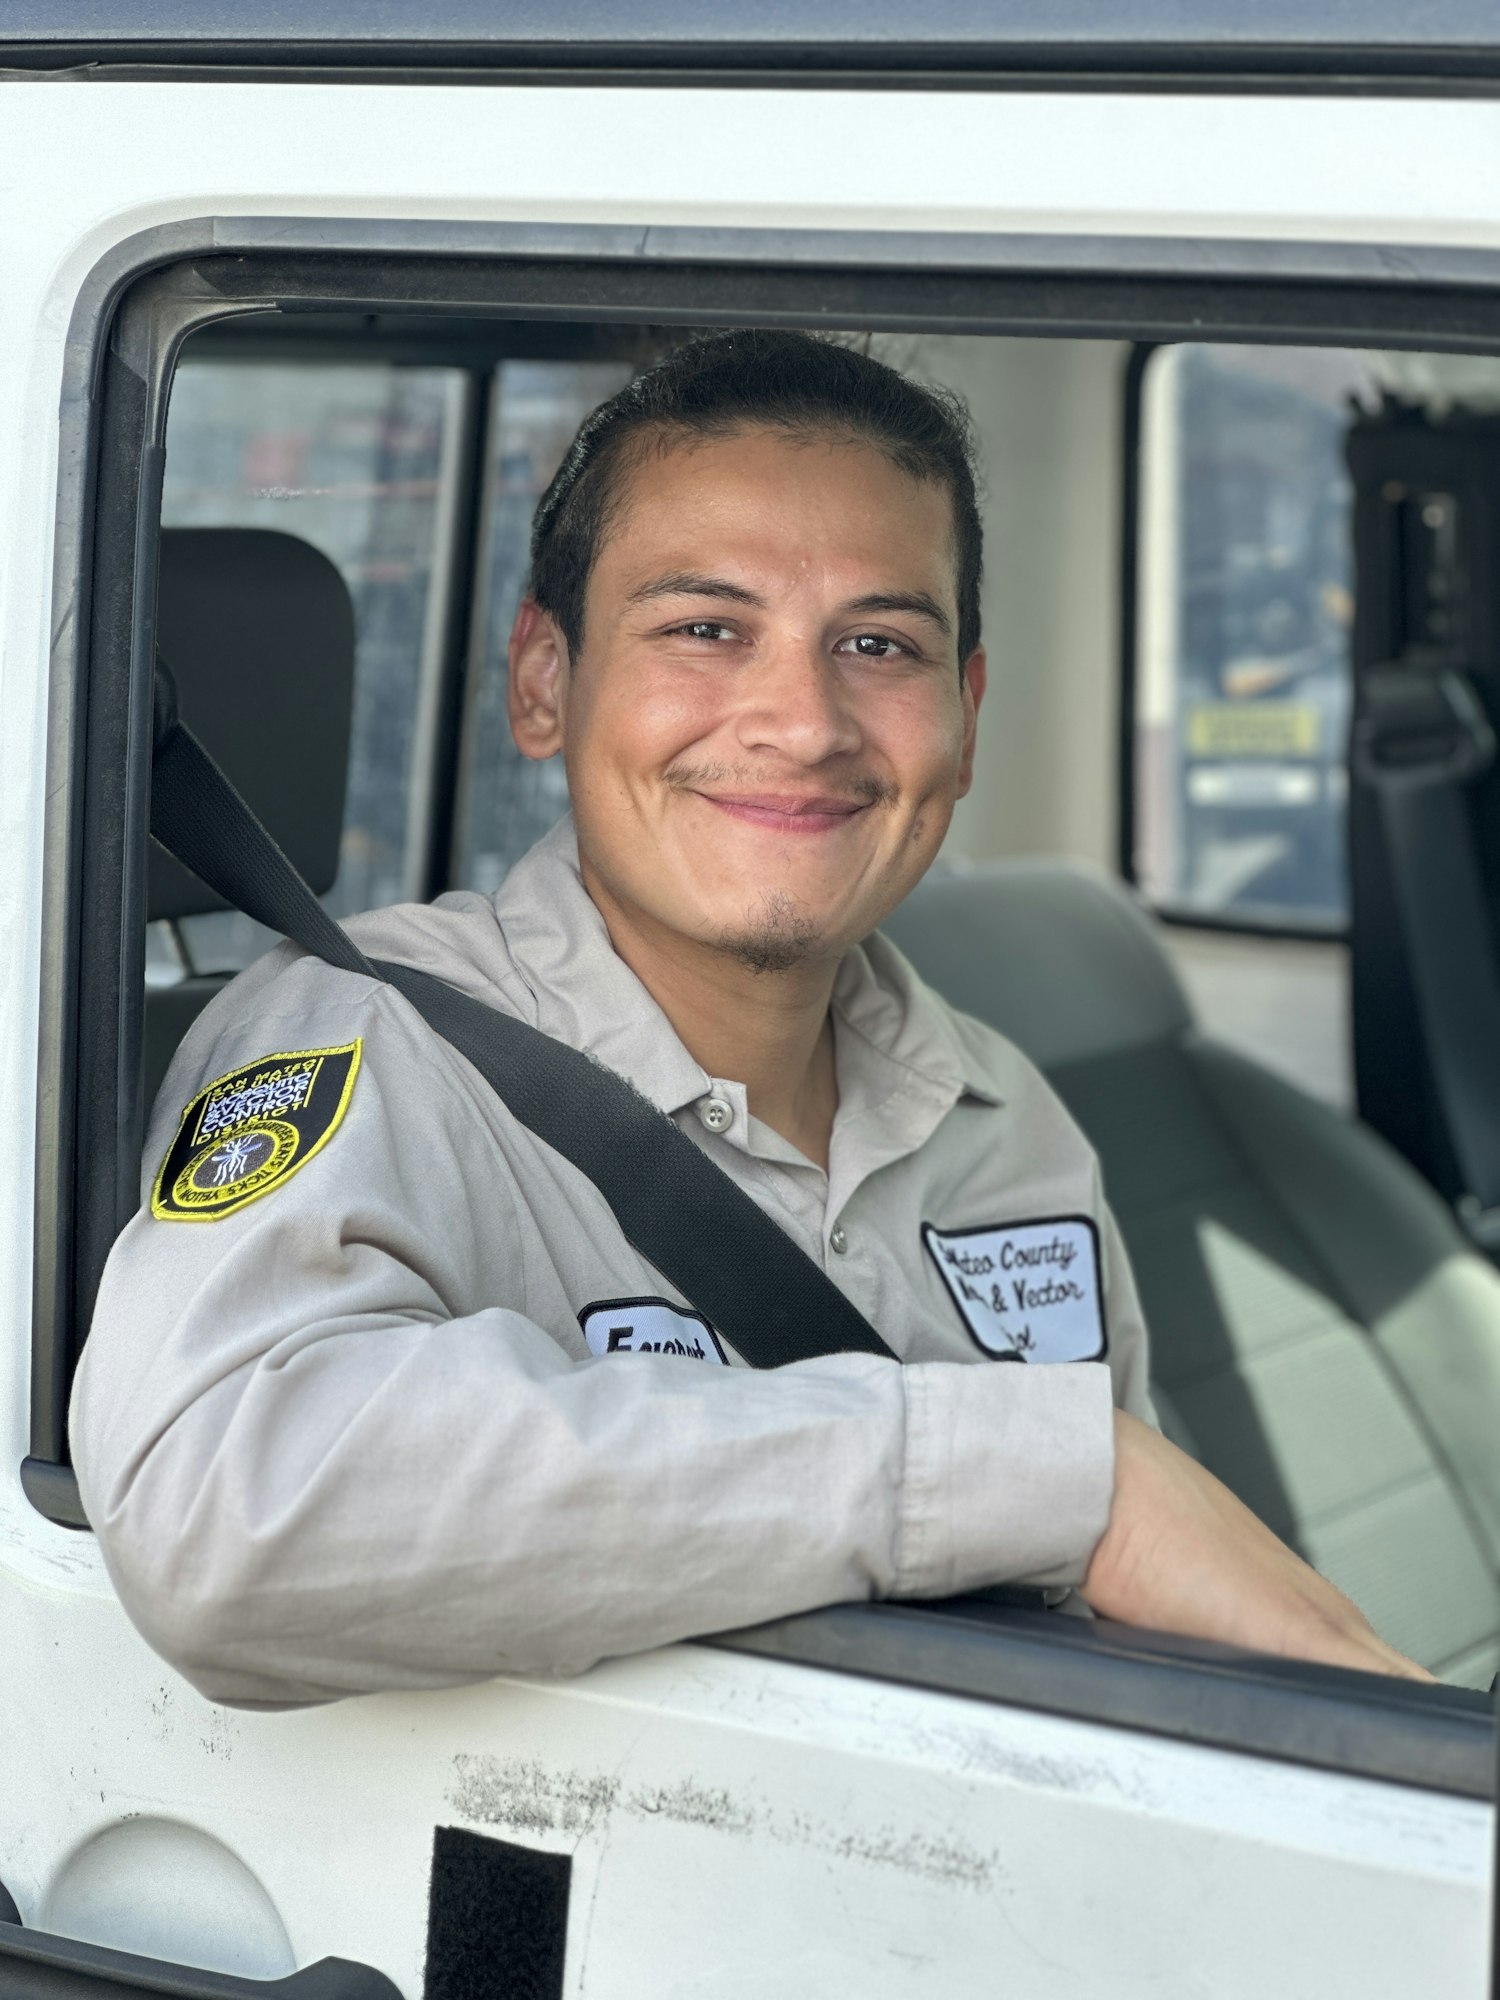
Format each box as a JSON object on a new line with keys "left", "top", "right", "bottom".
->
{"left": 72, "top": 331, "right": 1424, "bottom": 1706}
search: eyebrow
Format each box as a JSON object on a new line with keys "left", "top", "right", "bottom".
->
{"left": 843, "top": 591, "right": 953, "bottom": 637}
{"left": 627, "top": 573, "right": 953, "bottom": 636}
{"left": 627, "top": 571, "right": 765, "bottom": 608}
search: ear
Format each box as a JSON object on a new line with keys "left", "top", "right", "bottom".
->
{"left": 508, "top": 598, "right": 569, "bottom": 760}
{"left": 955, "top": 645, "right": 987, "bottom": 799}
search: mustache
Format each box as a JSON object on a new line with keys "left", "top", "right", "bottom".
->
{"left": 664, "top": 762, "right": 899, "bottom": 809}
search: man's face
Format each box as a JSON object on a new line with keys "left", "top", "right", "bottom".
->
{"left": 510, "top": 425, "right": 986, "bottom": 972}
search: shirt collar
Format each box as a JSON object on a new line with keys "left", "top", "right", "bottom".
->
{"left": 489, "top": 815, "right": 713, "bottom": 1118}
{"left": 489, "top": 813, "right": 1005, "bottom": 1131}
{"left": 820, "top": 929, "right": 1004, "bottom": 1212}
{"left": 832, "top": 931, "right": 1004, "bottom": 1114}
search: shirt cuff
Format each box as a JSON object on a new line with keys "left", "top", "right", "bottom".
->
{"left": 894, "top": 1359, "right": 1116, "bottom": 1598}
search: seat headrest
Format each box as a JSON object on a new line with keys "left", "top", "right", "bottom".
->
{"left": 881, "top": 859, "right": 1195, "bottom": 1071}
{"left": 149, "top": 528, "right": 356, "bottom": 923}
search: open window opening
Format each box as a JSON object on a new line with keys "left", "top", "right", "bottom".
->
{"left": 28, "top": 235, "right": 1500, "bottom": 1793}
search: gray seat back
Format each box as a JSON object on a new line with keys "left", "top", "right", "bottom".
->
{"left": 145, "top": 529, "right": 357, "bottom": 1109}
{"left": 885, "top": 861, "right": 1500, "bottom": 1685}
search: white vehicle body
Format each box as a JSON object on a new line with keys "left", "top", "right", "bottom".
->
{"left": 0, "top": 13, "right": 1495, "bottom": 1995}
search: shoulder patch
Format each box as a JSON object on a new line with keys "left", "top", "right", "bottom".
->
{"left": 151, "top": 1040, "right": 362, "bottom": 1223}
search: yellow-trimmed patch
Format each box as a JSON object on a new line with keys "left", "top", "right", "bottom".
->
{"left": 151, "top": 1040, "right": 362, "bottom": 1223}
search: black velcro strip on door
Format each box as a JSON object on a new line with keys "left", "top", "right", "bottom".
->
{"left": 425, "top": 1825, "right": 571, "bottom": 2000}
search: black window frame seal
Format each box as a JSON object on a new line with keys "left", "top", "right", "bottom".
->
{"left": 711, "top": 1595, "right": 1495, "bottom": 1801}
{"left": 27, "top": 216, "right": 1500, "bottom": 1806}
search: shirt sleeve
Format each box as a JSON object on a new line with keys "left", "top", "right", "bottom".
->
{"left": 72, "top": 966, "right": 1117, "bottom": 1708}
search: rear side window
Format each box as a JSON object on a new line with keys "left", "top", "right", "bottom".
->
{"left": 155, "top": 354, "right": 629, "bottom": 990}
{"left": 161, "top": 360, "right": 464, "bottom": 970}
{"left": 1129, "top": 344, "right": 1380, "bottom": 931}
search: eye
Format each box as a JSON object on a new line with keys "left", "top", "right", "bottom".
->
{"left": 836, "top": 632, "right": 913, "bottom": 661}
{"left": 671, "top": 620, "right": 738, "bottom": 643}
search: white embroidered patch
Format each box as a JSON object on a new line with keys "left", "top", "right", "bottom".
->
{"left": 922, "top": 1216, "right": 1106, "bottom": 1363}
{"left": 578, "top": 1296, "right": 727, "bottom": 1365}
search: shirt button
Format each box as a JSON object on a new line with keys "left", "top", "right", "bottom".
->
{"left": 830, "top": 1224, "right": 848, "bottom": 1254}
{"left": 698, "top": 1096, "right": 734, "bottom": 1134}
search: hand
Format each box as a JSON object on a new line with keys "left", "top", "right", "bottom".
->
{"left": 1082, "top": 1412, "right": 1434, "bottom": 1682}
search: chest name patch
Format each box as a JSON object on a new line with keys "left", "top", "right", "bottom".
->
{"left": 579, "top": 1297, "right": 727, "bottom": 1365}
{"left": 922, "top": 1215, "right": 1106, "bottom": 1363}
{"left": 151, "top": 1040, "right": 362, "bottom": 1223}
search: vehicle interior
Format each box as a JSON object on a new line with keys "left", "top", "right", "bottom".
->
{"left": 41, "top": 287, "right": 1500, "bottom": 1717}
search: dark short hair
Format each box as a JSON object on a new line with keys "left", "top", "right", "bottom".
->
{"left": 528, "top": 329, "right": 983, "bottom": 666}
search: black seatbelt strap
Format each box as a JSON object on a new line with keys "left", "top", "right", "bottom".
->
{"left": 1354, "top": 664, "right": 1500, "bottom": 1244}
{"left": 149, "top": 669, "right": 895, "bottom": 1366}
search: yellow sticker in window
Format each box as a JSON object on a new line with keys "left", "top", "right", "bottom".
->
{"left": 151, "top": 1040, "right": 362, "bottom": 1222}
{"left": 1186, "top": 702, "right": 1321, "bottom": 759}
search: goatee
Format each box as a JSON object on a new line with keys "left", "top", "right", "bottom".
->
{"left": 715, "top": 891, "right": 822, "bottom": 975}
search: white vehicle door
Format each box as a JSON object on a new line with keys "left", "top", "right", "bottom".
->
{"left": 0, "top": 10, "right": 1495, "bottom": 1996}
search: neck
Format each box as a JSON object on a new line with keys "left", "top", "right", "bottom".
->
{"left": 580, "top": 858, "right": 841, "bottom": 1170}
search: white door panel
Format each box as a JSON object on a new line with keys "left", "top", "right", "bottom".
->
{"left": 0, "top": 1587, "right": 1488, "bottom": 1994}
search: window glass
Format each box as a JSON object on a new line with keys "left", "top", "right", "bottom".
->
{"left": 1133, "top": 344, "right": 1380, "bottom": 928}
{"left": 453, "top": 361, "right": 633, "bottom": 893}
{"left": 159, "top": 360, "right": 462, "bottom": 970}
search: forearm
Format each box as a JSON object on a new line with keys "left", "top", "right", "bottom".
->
{"left": 75, "top": 1301, "right": 1117, "bottom": 1705}
{"left": 77, "top": 1309, "right": 901, "bottom": 1702}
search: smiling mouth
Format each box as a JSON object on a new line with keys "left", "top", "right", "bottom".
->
{"left": 693, "top": 792, "right": 872, "bottom": 833}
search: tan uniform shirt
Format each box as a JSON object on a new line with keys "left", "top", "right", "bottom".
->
{"left": 72, "top": 818, "right": 1152, "bottom": 1707}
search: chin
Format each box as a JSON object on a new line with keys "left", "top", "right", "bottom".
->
{"left": 705, "top": 891, "right": 847, "bottom": 976}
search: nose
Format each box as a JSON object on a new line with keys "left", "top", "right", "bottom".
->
{"left": 733, "top": 634, "right": 863, "bottom": 766}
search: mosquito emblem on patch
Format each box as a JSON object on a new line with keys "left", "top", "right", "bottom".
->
{"left": 151, "top": 1040, "right": 362, "bottom": 1222}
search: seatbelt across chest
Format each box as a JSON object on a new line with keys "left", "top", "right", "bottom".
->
{"left": 149, "top": 664, "right": 895, "bottom": 1368}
